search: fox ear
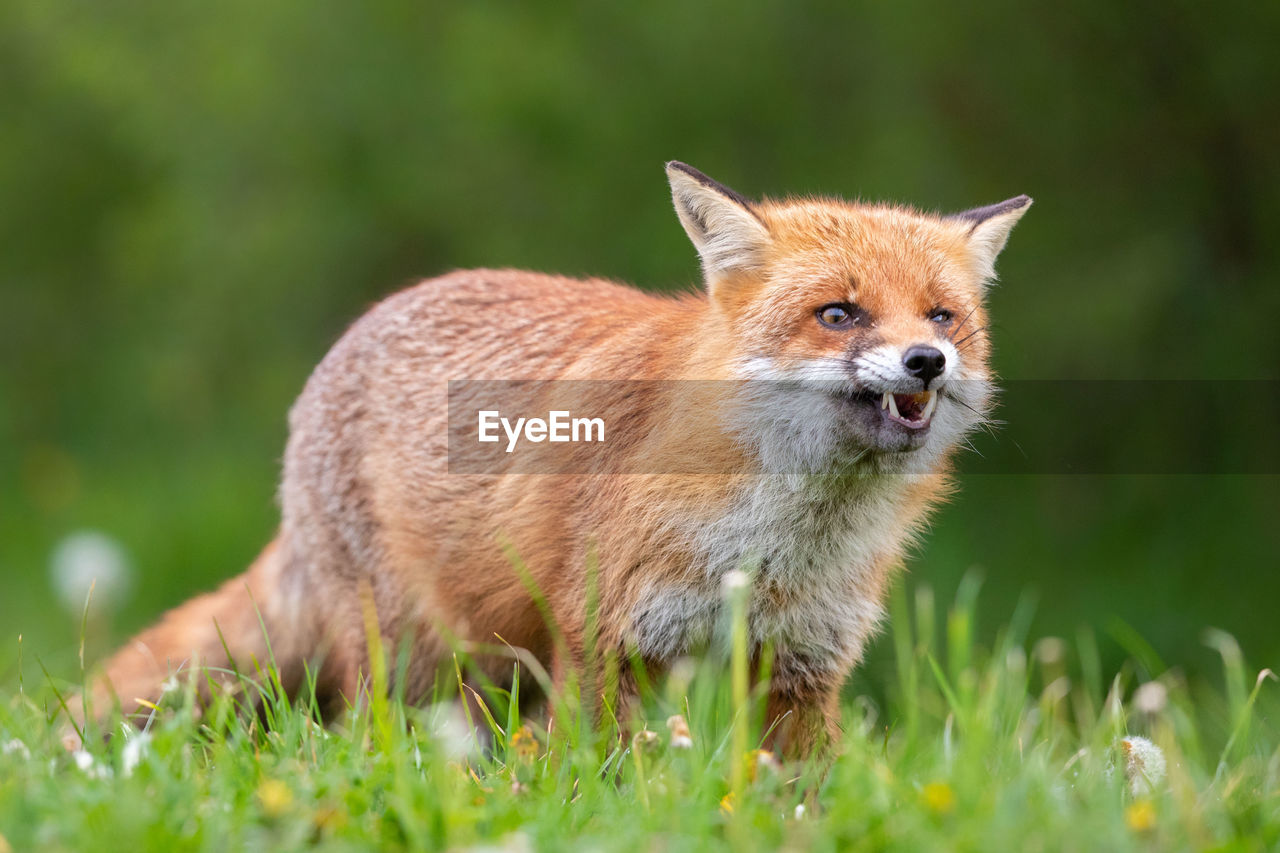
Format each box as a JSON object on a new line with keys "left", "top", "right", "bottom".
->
{"left": 666, "top": 161, "right": 771, "bottom": 281}
{"left": 951, "top": 195, "right": 1032, "bottom": 283}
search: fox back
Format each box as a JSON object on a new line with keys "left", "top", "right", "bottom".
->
{"left": 90, "top": 162, "right": 1029, "bottom": 756}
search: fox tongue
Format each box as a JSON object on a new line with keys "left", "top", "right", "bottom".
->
{"left": 894, "top": 392, "right": 929, "bottom": 421}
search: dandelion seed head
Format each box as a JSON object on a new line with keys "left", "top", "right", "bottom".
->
{"left": 1034, "top": 637, "right": 1067, "bottom": 667}
{"left": 1133, "top": 681, "right": 1168, "bottom": 715}
{"left": 1118, "top": 736, "right": 1167, "bottom": 796}
{"left": 50, "top": 530, "right": 133, "bottom": 615}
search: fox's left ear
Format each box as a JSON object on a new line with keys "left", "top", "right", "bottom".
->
{"left": 950, "top": 195, "right": 1032, "bottom": 284}
{"left": 666, "top": 161, "right": 771, "bottom": 282}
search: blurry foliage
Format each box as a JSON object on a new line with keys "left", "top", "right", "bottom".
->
{"left": 0, "top": 1, "right": 1277, "bottom": 685}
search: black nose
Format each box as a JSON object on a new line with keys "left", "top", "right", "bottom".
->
{"left": 902, "top": 346, "right": 946, "bottom": 386}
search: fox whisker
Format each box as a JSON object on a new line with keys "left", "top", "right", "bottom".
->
{"left": 948, "top": 305, "right": 981, "bottom": 343}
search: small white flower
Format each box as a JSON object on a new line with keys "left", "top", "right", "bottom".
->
{"left": 71, "top": 749, "right": 113, "bottom": 780}
{"left": 722, "top": 569, "right": 750, "bottom": 592}
{"left": 2, "top": 739, "right": 30, "bottom": 760}
{"left": 794, "top": 804, "right": 807, "bottom": 819}
{"left": 1034, "top": 637, "right": 1067, "bottom": 667}
{"left": 121, "top": 732, "right": 151, "bottom": 777}
{"left": 1133, "top": 681, "right": 1168, "bottom": 715}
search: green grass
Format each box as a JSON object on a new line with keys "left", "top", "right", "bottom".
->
{"left": 1, "top": 582, "right": 1277, "bottom": 852}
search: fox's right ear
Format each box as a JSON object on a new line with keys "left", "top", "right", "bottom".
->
{"left": 666, "top": 161, "right": 771, "bottom": 281}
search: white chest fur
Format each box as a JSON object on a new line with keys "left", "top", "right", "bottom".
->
{"left": 627, "top": 472, "right": 913, "bottom": 678}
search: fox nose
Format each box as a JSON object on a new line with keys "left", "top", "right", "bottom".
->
{"left": 902, "top": 345, "right": 946, "bottom": 387}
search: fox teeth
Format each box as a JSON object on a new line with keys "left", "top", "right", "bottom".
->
{"left": 921, "top": 391, "right": 938, "bottom": 420}
{"left": 880, "top": 390, "right": 937, "bottom": 424}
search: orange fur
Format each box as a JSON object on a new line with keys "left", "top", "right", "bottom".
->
{"left": 88, "top": 163, "right": 1029, "bottom": 757}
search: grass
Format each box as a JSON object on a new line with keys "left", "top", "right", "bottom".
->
{"left": 0, "top": 580, "right": 1277, "bottom": 852}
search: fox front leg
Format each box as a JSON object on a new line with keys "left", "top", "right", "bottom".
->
{"left": 762, "top": 684, "right": 843, "bottom": 761}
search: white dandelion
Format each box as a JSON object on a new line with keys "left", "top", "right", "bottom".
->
{"left": 1133, "top": 681, "right": 1169, "bottom": 716}
{"left": 50, "top": 530, "right": 133, "bottom": 615}
{"left": 1117, "top": 736, "right": 1167, "bottom": 796}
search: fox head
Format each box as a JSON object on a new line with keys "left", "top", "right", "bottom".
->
{"left": 666, "top": 161, "right": 1030, "bottom": 472}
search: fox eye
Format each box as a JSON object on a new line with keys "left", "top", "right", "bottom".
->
{"left": 928, "top": 308, "right": 954, "bottom": 325}
{"left": 817, "top": 303, "right": 859, "bottom": 329}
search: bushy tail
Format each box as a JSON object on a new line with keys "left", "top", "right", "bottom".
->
{"left": 79, "top": 537, "right": 303, "bottom": 735}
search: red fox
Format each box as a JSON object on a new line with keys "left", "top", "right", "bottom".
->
{"left": 86, "top": 163, "right": 1029, "bottom": 756}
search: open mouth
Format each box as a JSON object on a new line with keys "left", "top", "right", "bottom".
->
{"left": 834, "top": 387, "right": 940, "bottom": 436}
{"left": 879, "top": 390, "right": 937, "bottom": 430}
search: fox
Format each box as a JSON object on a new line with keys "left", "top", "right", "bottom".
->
{"left": 82, "top": 162, "right": 1029, "bottom": 757}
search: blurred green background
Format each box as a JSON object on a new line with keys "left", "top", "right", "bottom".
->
{"left": 2, "top": 1, "right": 1277, "bottom": 696}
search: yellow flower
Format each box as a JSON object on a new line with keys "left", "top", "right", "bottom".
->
{"left": 747, "top": 749, "right": 779, "bottom": 782}
{"left": 720, "top": 792, "right": 735, "bottom": 814}
{"left": 257, "top": 778, "right": 293, "bottom": 819}
{"left": 921, "top": 782, "right": 956, "bottom": 816}
{"left": 312, "top": 805, "right": 347, "bottom": 835}
{"left": 1125, "top": 799, "right": 1157, "bottom": 833}
{"left": 508, "top": 725, "right": 539, "bottom": 760}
